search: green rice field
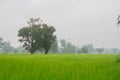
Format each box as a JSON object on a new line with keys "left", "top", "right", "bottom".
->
{"left": 0, "top": 54, "right": 120, "bottom": 80}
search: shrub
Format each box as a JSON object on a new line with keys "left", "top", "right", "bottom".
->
{"left": 116, "top": 55, "right": 120, "bottom": 62}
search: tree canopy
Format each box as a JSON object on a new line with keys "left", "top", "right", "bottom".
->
{"left": 18, "top": 18, "right": 56, "bottom": 54}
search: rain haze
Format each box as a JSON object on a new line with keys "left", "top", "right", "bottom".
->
{"left": 0, "top": 0, "right": 120, "bottom": 48}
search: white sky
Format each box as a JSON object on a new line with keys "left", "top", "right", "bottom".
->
{"left": 0, "top": 0, "right": 120, "bottom": 48}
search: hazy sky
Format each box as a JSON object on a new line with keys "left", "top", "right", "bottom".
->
{"left": 0, "top": 0, "right": 120, "bottom": 48}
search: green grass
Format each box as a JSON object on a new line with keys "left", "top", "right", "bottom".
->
{"left": 0, "top": 54, "right": 120, "bottom": 80}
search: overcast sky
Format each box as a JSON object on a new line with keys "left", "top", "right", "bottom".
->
{"left": 0, "top": 0, "right": 120, "bottom": 48}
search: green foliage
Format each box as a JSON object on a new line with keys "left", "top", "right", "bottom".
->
{"left": 60, "top": 39, "right": 76, "bottom": 53}
{"left": 0, "top": 37, "right": 14, "bottom": 52}
{"left": 116, "top": 55, "right": 120, "bottom": 62}
{"left": 81, "top": 46, "right": 88, "bottom": 53}
{"left": 2, "top": 42, "right": 13, "bottom": 52}
{"left": 60, "top": 39, "right": 66, "bottom": 49}
{"left": 96, "top": 48, "right": 104, "bottom": 53}
{"left": 77, "top": 48, "right": 82, "bottom": 53}
{"left": 0, "top": 37, "right": 3, "bottom": 48}
{"left": 66, "top": 42, "right": 76, "bottom": 53}
{"left": 18, "top": 27, "right": 36, "bottom": 54}
{"left": 77, "top": 44, "right": 95, "bottom": 54}
{"left": 40, "top": 24, "right": 56, "bottom": 54}
{"left": 50, "top": 39, "right": 58, "bottom": 53}
{"left": 0, "top": 54, "right": 119, "bottom": 80}
{"left": 18, "top": 18, "right": 56, "bottom": 54}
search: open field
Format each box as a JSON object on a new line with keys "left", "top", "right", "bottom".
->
{"left": 0, "top": 54, "right": 120, "bottom": 80}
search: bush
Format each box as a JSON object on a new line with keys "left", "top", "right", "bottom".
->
{"left": 116, "top": 55, "right": 120, "bottom": 62}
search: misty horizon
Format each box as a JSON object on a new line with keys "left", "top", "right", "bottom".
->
{"left": 0, "top": 0, "right": 120, "bottom": 48}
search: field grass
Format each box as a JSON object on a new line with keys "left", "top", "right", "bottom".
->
{"left": 0, "top": 54, "right": 120, "bottom": 80}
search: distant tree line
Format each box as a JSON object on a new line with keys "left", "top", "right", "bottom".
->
{"left": 0, "top": 37, "right": 25, "bottom": 53}
{"left": 0, "top": 17, "right": 120, "bottom": 54}
{"left": 58, "top": 39, "right": 120, "bottom": 54}
{"left": 0, "top": 37, "right": 120, "bottom": 54}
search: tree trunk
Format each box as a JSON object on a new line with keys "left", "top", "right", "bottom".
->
{"left": 30, "top": 49, "right": 34, "bottom": 54}
{"left": 29, "top": 47, "right": 34, "bottom": 54}
{"left": 30, "top": 52, "right": 34, "bottom": 54}
{"left": 45, "top": 49, "right": 49, "bottom": 55}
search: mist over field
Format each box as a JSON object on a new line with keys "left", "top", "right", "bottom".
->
{"left": 0, "top": 0, "right": 120, "bottom": 48}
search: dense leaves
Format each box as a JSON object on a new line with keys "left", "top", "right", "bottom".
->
{"left": 18, "top": 18, "right": 56, "bottom": 54}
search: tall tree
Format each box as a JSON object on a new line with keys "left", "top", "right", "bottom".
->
{"left": 18, "top": 26, "right": 38, "bottom": 54}
{"left": 18, "top": 18, "right": 56, "bottom": 54}
{"left": 18, "top": 18, "right": 42, "bottom": 54}
{"left": 40, "top": 24, "right": 56, "bottom": 54}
